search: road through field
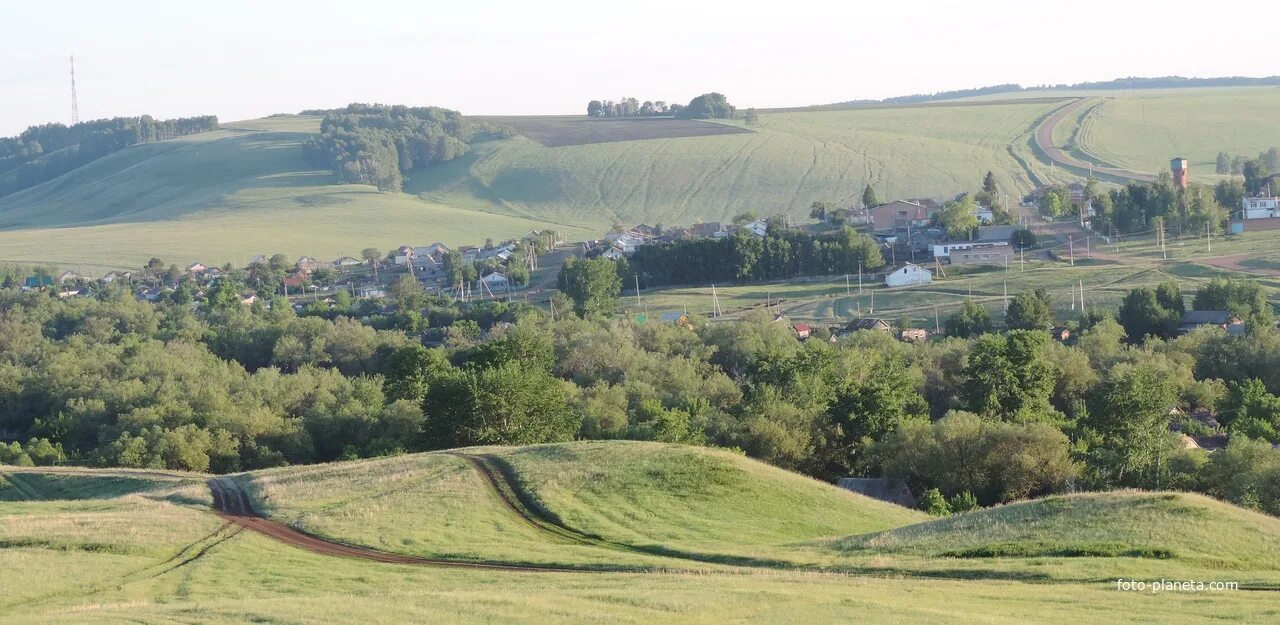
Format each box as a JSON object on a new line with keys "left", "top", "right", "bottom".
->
{"left": 1035, "top": 99, "right": 1154, "bottom": 183}
{"left": 205, "top": 477, "right": 610, "bottom": 572}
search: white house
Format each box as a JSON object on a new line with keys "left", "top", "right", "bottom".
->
{"left": 885, "top": 263, "right": 933, "bottom": 288}
{"left": 1243, "top": 196, "right": 1279, "bottom": 220}
{"left": 333, "top": 256, "right": 363, "bottom": 267}
{"left": 974, "top": 205, "right": 994, "bottom": 223}
{"left": 476, "top": 272, "right": 510, "bottom": 293}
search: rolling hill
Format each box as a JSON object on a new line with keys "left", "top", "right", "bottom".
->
{"left": 3, "top": 442, "right": 1280, "bottom": 623}
{"left": 1, "top": 87, "right": 1278, "bottom": 270}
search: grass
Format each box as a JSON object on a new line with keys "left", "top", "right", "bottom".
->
{"left": 476, "top": 116, "right": 754, "bottom": 147}
{"left": 486, "top": 441, "right": 925, "bottom": 558}
{"left": 1075, "top": 87, "right": 1280, "bottom": 178}
{"left": 0, "top": 119, "right": 591, "bottom": 271}
{"left": 3, "top": 444, "right": 1280, "bottom": 623}
{"left": 837, "top": 491, "right": 1280, "bottom": 570}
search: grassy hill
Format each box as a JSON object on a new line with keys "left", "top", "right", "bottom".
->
{"left": 4, "top": 444, "right": 1280, "bottom": 623}
{"left": 1, "top": 87, "right": 1278, "bottom": 270}
{"left": 837, "top": 491, "right": 1280, "bottom": 570}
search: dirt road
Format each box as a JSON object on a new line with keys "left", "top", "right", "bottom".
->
{"left": 1034, "top": 99, "right": 1153, "bottom": 184}
{"left": 205, "top": 476, "right": 596, "bottom": 571}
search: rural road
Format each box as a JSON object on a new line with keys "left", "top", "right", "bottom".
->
{"left": 205, "top": 476, "right": 596, "bottom": 571}
{"left": 1035, "top": 99, "right": 1154, "bottom": 184}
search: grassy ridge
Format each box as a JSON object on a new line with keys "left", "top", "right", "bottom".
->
{"left": 838, "top": 491, "right": 1280, "bottom": 570}
{"left": 3, "top": 445, "right": 1280, "bottom": 623}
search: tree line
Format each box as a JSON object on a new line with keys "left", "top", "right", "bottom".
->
{"left": 586, "top": 98, "right": 683, "bottom": 118}
{"left": 1, "top": 269, "right": 1278, "bottom": 516}
{"left": 302, "top": 103, "right": 511, "bottom": 193}
{"left": 585, "top": 92, "right": 735, "bottom": 120}
{"left": 621, "top": 224, "right": 885, "bottom": 287}
{"left": 0, "top": 115, "right": 218, "bottom": 197}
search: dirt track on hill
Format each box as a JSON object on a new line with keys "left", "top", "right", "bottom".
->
{"left": 205, "top": 476, "right": 605, "bottom": 572}
{"left": 1034, "top": 99, "right": 1153, "bottom": 183}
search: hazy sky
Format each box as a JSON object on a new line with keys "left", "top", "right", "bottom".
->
{"left": 3, "top": 0, "right": 1277, "bottom": 135}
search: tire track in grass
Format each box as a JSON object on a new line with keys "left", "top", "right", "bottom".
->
{"left": 203, "top": 476, "right": 652, "bottom": 573}
{"left": 452, "top": 452, "right": 804, "bottom": 569}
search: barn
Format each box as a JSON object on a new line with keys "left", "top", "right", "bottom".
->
{"left": 884, "top": 263, "right": 933, "bottom": 288}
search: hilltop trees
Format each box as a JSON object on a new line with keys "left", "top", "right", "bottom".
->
{"left": 675, "top": 93, "right": 735, "bottom": 120}
{"left": 303, "top": 104, "right": 474, "bottom": 193}
{"left": 0, "top": 115, "right": 219, "bottom": 198}
{"left": 587, "top": 98, "right": 678, "bottom": 118}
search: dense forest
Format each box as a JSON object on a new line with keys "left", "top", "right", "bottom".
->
{"left": 302, "top": 104, "right": 508, "bottom": 193}
{"left": 0, "top": 271, "right": 1277, "bottom": 515}
{"left": 623, "top": 225, "right": 885, "bottom": 286}
{"left": 0, "top": 115, "right": 218, "bottom": 197}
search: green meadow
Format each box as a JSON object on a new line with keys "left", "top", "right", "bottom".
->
{"left": 3, "top": 441, "right": 1278, "bottom": 624}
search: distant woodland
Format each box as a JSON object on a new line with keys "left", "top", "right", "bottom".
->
{"left": 302, "top": 103, "right": 511, "bottom": 193}
{"left": 0, "top": 115, "right": 218, "bottom": 197}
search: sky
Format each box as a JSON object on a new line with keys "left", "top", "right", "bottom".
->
{"left": 3, "top": 0, "right": 1278, "bottom": 136}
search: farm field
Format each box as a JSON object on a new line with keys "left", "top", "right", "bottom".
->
{"left": 474, "top": 115, "right": 754, "bottom": 147}
{"left": 1073, "top": 87, "right": 1280, "bottom": 178}
{"left": 2, "top": 441, "right": 1278, "bottom": 624}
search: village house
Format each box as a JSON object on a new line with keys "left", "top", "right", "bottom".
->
{"left": 1177, "top": 310, "right": 1242, "bottom": 335}
{"left": 1051, "top": 326, "right": 1071, "bottom": 342}
{"left": 393, "top": 246, "right": 415, "bottom": 266}
{"left": 1242, "top": 196, "right": 1279, "bottom": 219}
{"left": 869, "top": 200, "right": 935, "bottom": 233}
{"left": 249, "top": 254, "right": 269, "bottom": 265}
{"left": 55, "top": 270, "right": 83, "bottom": 284}
{"left": 99, "top": 271, "right": 132, "bottom": 284}
{"left": 899, "top": 328, "right": 928, "bottom": 343}
{"left": 947, "top": 242, "right": 1012, "bottom": 266}
{"left": 885, "top": 263, "right": 933, "bottom": 287}
{"left": 841, "top": 318, "right": 893, "bottom": 335}
{"left": 333, "top": 256, "right": 363, "bottom": 267}
{"left": 691, "top": 222, "right": 729, "bottom": 239}
{"left": 414, "top": 242, "right": 450, "bottom": 261}
{"left": 295, "top": 256, "right": 323, "bottom": 273}
{"left": 792, "top": 323, "right": 812, "bottom": 340}
{"left": 742, "top": 218, "right": 769, "bottom": 238}
{"left": 476, "top": 272, "right": 510, "bottom": 293}
{"left": 186, "top": 262, "right": 208, "bottom": 275}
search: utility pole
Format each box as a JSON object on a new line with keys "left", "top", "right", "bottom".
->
{"left": 934, "top": 304, "right": 940, "bottom": 333}
{"left": 1206, "top": 221, "right": 1211, "bottom": 253}
{"left": 1079, "top": 279, "right": 1085, "bottom": 311}
{"left": 845, "top": 274, "right": 850, "bottom": 297}
{"left": 858, "top": 263, "right": 863, "bottom": 294}
{"left": 634, "top": 275, "right": 641, "bottom": 310}
{"left": 1068, "top": 236, "right": 1074, "bottom": 266}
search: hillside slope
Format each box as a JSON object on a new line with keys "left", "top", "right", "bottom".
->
{"left": 1, "top": 87, "right": 1277, "bottom": 270}
{"left": 836, "top": 491, "right": 1280, "bottom": 570}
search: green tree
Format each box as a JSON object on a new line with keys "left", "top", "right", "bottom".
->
{"left": 361, "top": 247, "right": 382, "bottom": 279}
{"left": 559, "top": 256, "right": 622, "bottom": 317}
{"left": 1117, "top": 285, "right": 1180, "bottom": 342}
{"left": 945, "top": 299, "right": 991, "bottom": 338}
{"left": 1086, "top": 363, "right": 1178, "bottom": 487}
{"left": 982, "top": 171, "right": 998, "bottom": 194}
{"left": 1216, "top": 152, "right": 1231, "bottom": 175}
{"left": 962, "top": 331, "right": 1057, "bottom": 422}
{"left": 1009, "top": 228, "right": 1036, "bottom": 250}
{"left": 919, "top": 488, "right": 951, "bottom": 516}
{"left": 453, "top": 363, "right": 575, "bottom": 446}
{"left": 937, "top": 196, "right": 980, "bottom": 239}
{"left": 675, "top": 92, "right": 735, "bottom": 120}
{"left": 1005, "top": 289, "right": 1053, "bottom": 331}
{"left": 862, "top": 184, "right": 879, "bottom": 209}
